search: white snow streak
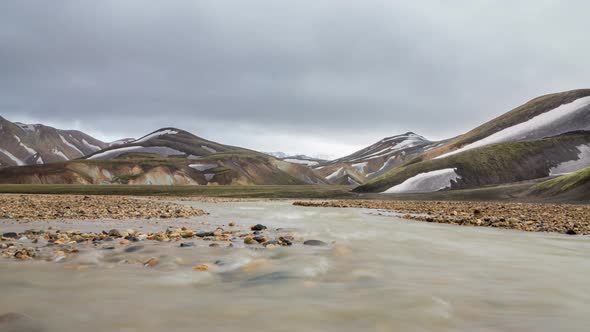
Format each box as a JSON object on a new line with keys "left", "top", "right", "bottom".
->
{"left": 201, "top": 145, "right": 217, "bottom": 153}
{"left": 437, "top": 96, "right": 590, "bottom": 159}
{"left": 59, "top": 135, "right": 83, "bottom": 155}
{"left": 189, "top": 164, "right": 217, "bottom": 171}
{"left": 284, "top": 158, "right": 319, "bottom": 166}
{"left": 81, "top": 139, "right": 102, "bottom": 151}
{"left": 383, "top": 168, "right": 461, "bottom": 194}
{"left": 550, "top": 144, "right": 590, "bottom": 175}
{"left": 51, "top": 148, "right": 68, "bottom": 160}
{"left": 14, "top": 135, "right": 37, "bottom": 155}
{"left": 0, "top": 148, "right": 24, "bottom": 165}
{"left": 134, "top": 130, "right": 178, "bottom": 143}
{"left": 326, "top": 167, "right": 344, "bottom": 180}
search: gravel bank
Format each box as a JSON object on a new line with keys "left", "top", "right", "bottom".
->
{"left": 0, "top": 194, "right": 206, "bottom": 220}
{"left": 293, "top": 200, "right": 590, "bottom": 235}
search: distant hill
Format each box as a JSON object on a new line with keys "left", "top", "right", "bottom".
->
{"left": 0, "top": 128, "right": 328, "bottom": 185}
{"left": 0, "top": 116, "right": 108, "bottom": 167}
{"left": 313, "top": 133, "right": 443, "bottom": 184}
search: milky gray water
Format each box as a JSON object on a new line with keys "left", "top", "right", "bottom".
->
{"left": 1, "top": 200, "right": 589, "bottom": 332}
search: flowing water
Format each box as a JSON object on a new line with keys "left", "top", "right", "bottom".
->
{"left": 1, "top": 200, "right": 589, "bottom": 331}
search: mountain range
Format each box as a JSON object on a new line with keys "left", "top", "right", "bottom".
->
{"left": 0, "top": 89, "right": 589, "bottom": 200}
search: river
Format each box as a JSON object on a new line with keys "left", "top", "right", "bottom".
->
{"left": 1, "top": 200, "right": 589, "bottom": 331}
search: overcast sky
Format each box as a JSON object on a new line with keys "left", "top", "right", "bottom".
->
{"left": 1, "top": 1, "right": 589, "bottom": 158}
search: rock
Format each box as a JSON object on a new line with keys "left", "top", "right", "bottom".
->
{"left": 180, "top": 242, "right": 195, "bottom": 247}
{"left": 244, "top": 236, "right": 256, "bottom": 245}
{"left": 209, "top": 243, "right": 220, "bottom": 248}
{"left": 144, "top": 257, "right": 159, "bottom": 268}
{"left": 250, "top": 224, "right": 267, "bottom": 231}
{"left": 108, "top": 229, "right": 122, "bottom": 237}
{"left": 304, "top": 240, "right": 328, "bottom": 246}
{"left": 196, "top": 231, "right": 214, "bottom": 238}
{"left": 124, "top": 245, "right": 144, "bottom": 253}
{"left": 193, "top": 264, "right": 209, "bottom": 271}
{"left": 0, "top": 312, "right": 42, "bottom": 332}
{"left": 566, "top": 229, "right": 577, "bottom": 235}
{"left": 2, "top": 232, "right": 18, "bottom": 239}
{"left": 53, "top": 251, "right": 66, "bottom": 262}
{"left": 253, "top": 236, "right": 267, "bottom": 244}
{"left": 228, "top": 222, "right": 236, "bottom": 227}
{"left": 278, "top": 236, "right": 293, "bottom": 246}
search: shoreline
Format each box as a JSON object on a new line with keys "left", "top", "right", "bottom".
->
{"left": 293, "top": 200, "right": 590, "bottom": 235}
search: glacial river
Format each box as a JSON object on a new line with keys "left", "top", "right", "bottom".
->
{"left": 1, "top": 200, "right": 589, "bottom": 331}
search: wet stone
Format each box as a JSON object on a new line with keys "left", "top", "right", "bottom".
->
{"left": 2, "top": 232, "right": 18, "bottom": 239}
{"left": 180, "top": 242, "right": 195, "bottom": 247}
{"left": 251, "top": 224, "right": 267, "bottom": 231}
{"left": 124, "top": 245, "right": 144, "bottom": 253}
{"left": 304, "top": 240, "right": 328, "bottom": 246}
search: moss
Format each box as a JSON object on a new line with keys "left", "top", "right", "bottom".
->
{"left": 535, "top": 166, "right": 590, "bottom": 192}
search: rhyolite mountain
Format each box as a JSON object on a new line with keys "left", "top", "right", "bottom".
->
{"left": 0, "top": 128, "right": 328, "bottom": 185}
{"left": 313, "top": 133, "right": 445, "bottom": 185}
{"left": 0, "top": 116, "right": 108, "bottom": 167}
{"left": 356, "top": 89, "right": 590, "bottom": 194}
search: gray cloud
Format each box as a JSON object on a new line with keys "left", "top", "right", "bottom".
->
{"left": 1, "top": 0, "right": 589, "bottom": 157}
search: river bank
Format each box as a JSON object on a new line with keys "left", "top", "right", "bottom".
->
{"left": 294, "top": 200, "right": 590, "bottom": 235}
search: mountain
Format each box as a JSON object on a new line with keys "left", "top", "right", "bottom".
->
{"left": 356, "top": 89, "right": 590, "bottom": 193}
{"left": 0, "top": 128, "right": 328, "bottom": 185}
{"left": 314, "top": 133, "right": 442, "bottom": 185}
{"left": 0, "top": 116, "right": 108, "bottom": 167}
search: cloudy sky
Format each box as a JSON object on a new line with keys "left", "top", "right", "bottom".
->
{"left": 1, "top": 1, "right": 589, "bottom": 158}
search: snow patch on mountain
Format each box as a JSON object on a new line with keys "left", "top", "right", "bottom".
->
{"left": 284, "top": 158, "right": 319, "bottom": 166}
{"left": 81, "top": 139, "right": 102, "bottom": 151}
{"left": 204, "top": 174, "right": 215, "bottom": 181}
{"left": 550, "top": 144, "right": 590, "bottom": 175}
{"left": 383, "top": 168, "right": 461, "bottom": 193}
{"left": 110, "top": 138, "right": 135, "bottom": 146}
{"left": 88, "top": 146, "right": 184, "bottom": 160}
{"left": 352, "top": 162, "right": 367, "bottom": 173}
{"left": 59, "top": 134, "right": 83, "bottom": 155}
{"left": 14, "top": 123, "right": 37, "bottom": 133}
{"left": 51, "top": 148, "right": 68, "bottom": 160}
{"left": 0, "top": 148, "right": 24, "bottom": 165}
{"left": 134, "top": 130, "right": 179, "bottom": 143}
{"left": 326, "top": 167, "right": 344, "bottom": 181}
{"left": 437, "top": 96, "right": 590, "bottom": 159}
{"left": 201, "top": 145, "right": 217, "bottom": 153}
{"left": 14, "top": 135, "right": 37, "bottom": 155}
{"left": 188, "top": 164, "right": 217, "bottom": 171}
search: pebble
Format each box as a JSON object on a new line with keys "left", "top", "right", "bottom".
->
{"left": 193, "top": 264, "right": 209, "bottom": 272}
{"left": 124, "top": 245, "right": 144, "bottom": 253}
{"left": 250, "top": 224, "right": 267, "bottom": 231}
{"left": 304, "top": 240, "right": 328, "bottom": 246}
{"left": 144, "top": 257, "right": 159, "bottom": 268}
{"left": 180, "top": 242, "right": 195, "bottom": 247}
{"left": 2, "top": 232, "right": 18, "bottom": 239}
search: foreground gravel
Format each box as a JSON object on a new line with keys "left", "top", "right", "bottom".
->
{"left": 293, "top": 200, "right": 590, "bottom": 235}
{"left": 0, "top": 194, "right": 206, "bottom": 220}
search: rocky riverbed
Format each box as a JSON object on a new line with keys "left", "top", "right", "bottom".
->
{"left": 293, "top": 200, "right": 590, "bottom": 235}
{"left": 0, "top": 194, "right": 206, "bottom": 220}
